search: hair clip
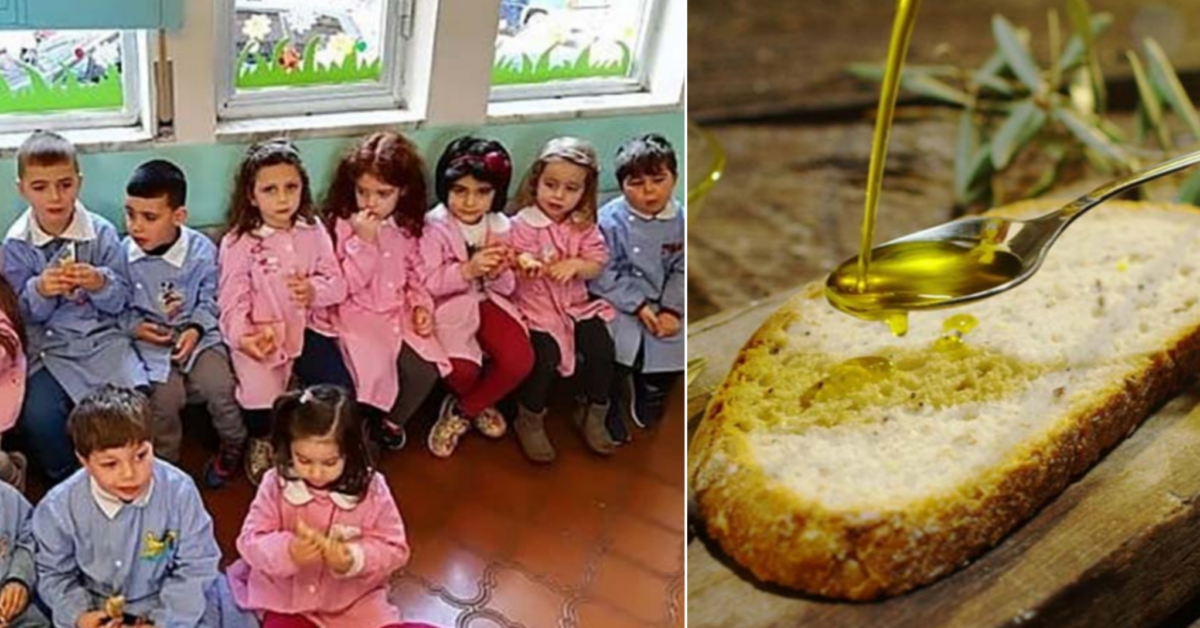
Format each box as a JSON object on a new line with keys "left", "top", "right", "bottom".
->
{"left": 299, "top": 388, "right": 315, "bottom": 404}
{"left": 250, "top": 138, "right": 300, "bottom": 159}
{"left": 539, "top": 138, "right": 598, "bottom": 171}
{"left": 450, "top": 150, "right": 511, "bottom": 177}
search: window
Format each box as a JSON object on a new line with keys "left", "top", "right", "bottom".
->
{"left": 217, "top": 0, "right": 413, "bottom": 120}
{"left": 491, "top": 0, "right": 661, "bottom": 100}
{"left": 0, "top": 29, "right": 147, "bottom": 133}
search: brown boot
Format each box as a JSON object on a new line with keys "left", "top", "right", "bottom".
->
{"left": 575, "top": 401, "right": 616, "bottom": 456}
{"left": 515, "top": 405, "right": 556, "bottom": 463}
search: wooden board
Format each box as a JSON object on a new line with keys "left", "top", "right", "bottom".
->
{"left": 689, "top": 0, "right": 1200, "bottom": 122}
{"left": 686, "top": 289, "right": 1200, "bottom": 628}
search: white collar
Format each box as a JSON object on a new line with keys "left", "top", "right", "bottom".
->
{"left": 90, "top": 475, "right": 155, "bottom": 520}
{"left": 628, "top": 198, "right": 679, "bottom": 221}
{"left": 6, "top": 202, "right": 97, "bottom": 246}
{"left": 281, "top": 477, "right": 361, "bottom": 510}
{"left": 127, "top": 227, "right": 189, "bottom": 268}
{"left": 516, "top": 205, "right": 555, "bottom": 228}
{"left": 429, "top": 204, "right": 510, "bottom": 234}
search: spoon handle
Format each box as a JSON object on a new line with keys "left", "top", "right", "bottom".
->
{"left": 1059, "top": 148, "right": 1200, "bottom": 221}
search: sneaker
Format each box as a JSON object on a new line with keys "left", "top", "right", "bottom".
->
{"left": 204, "top": 443, "right": 245, "bottom": 489}
{"left": 630, "top": 374, "right": 669, "bottom": 429}
{"left": 380, "top": 419, "right": 408, "bottom": 451}
{"left": 473, "top": 406, "right": 507, "bottom": 439}
{"left": 428, "top": 397, "right": 470, "bottom": 458}
{"left": 244, "top": 438, "right": 275, "bottom": 486}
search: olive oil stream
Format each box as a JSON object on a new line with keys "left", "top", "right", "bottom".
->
{"left": 829, "top": 0, "right": 1024, "bottom": 335}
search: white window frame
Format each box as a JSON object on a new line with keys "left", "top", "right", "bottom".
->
{"left": 214, "top": 0, "right": 414, "bottom": 121}
{"left": 488, "top": 0, "right": 664, "bottom": 103}
{"left": 0, "top": 30, "right": 152, "bottom": 137}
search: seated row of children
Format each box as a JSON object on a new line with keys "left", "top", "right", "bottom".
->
{"left": 0, "top": 128, "right": 684, "bottom": 489}
{"left": 0, "top": 384, "right": 435, "bottom": 628}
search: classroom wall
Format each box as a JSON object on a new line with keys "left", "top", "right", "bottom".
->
{"left": 0, "top": 111, "right": 684, "bottom": 233}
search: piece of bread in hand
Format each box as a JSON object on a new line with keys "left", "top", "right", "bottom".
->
{"left": 689, "top": 200, "right": 1200, "bottom": 600}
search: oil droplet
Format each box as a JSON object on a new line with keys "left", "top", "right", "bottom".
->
{"left": 934, "top": 313, "right": 979, "bottom": 350}
{"left": 799, "top": 356, "right": 895, "bottom": 409}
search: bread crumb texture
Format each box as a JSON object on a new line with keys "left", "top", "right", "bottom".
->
{"left": 689, "top": 201, "right": 1200, "bottom": 599}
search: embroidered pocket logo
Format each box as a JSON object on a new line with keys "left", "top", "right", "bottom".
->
{"left": 141, "top": 530, "right": 179, "bottom": 561}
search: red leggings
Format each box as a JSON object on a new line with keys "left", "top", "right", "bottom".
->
{"left": 443, "top": 299, "right": 534, "bottom": 417}
{"left": 263, "top": 612, "right": 441, "bottom": 628}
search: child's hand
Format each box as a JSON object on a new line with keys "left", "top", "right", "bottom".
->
{"left": 657, "top": 311, "right": 681, "bottom": 337}
{"left": 76, "top": 610, "right": 119, "bottom": 628}
{"left": 323, "top": 539, "right": 355, "bottom": 574}
{"left": 350, "top": 210, "right": 382, "bottom": 244}
{"left": 462, "top": 246, "right": 506, "bottom": 281}
{"left": 637, "top": 305, "right": 661, "bottom": 336}
{"left": 239, "top": 327, "right": 277, "bottom": 362}
{"left": 545, "top": 259, "right": 580, "bottom": 283}
{"left": 412, "top": 306, "right": 434, "bottom": 337}
{"left": 36, "top": 266, "right": 74, "bottom": 298}
{"left": 172, "top": 328, "right": 201, "bottom": 364}
{"left": 287, "top": 272, "right": 316, "bottom": 308}
{"left": 514, "top": 252, "right": 543, "bottom": 278}
{"left": 64, "top": 263, "right": 106, "bottom": 293}
{"left": 288, "top": 533, "right": 324, "bottom": 567}
{"left": 0, "top": 581, "right": 28, "bottom": 622}
{"left": 134, "top": 321, "right": 174, "bottom": 346}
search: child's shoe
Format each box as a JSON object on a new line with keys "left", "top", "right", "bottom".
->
{"left": 515, "top": 404, "right": 555, "bottom": 463}
{"left": 244, "top": 438, "right": 275, "bottom": 486}
{"left": 606, "top": 374, "right": 634, "bottom": 444}
{"left": 428, "top": 396, "right": 470, "bottom": 458}
{"left": 204, "top": 443, "right": 244, "bottom": 489}
{"left": 474, "top": 406, "right": 507, "bottom": 439}
{"left": 631, "top": 374, "right": 670, "bottom": 429}
{"left": 380, "top": 419, "right": 408, "bottom": 451}
{"left": 574, "top": 401, "right": 616, "bottom": 456}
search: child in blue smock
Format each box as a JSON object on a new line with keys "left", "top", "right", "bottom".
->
{"left": 31, "top": 386, "right": 257, "bottom": 628}
{"left": 0, "top": 480, "right": 49, "bottom": 626}
{"left": 122, "top": 160, "right": 248, "bottom": 489}
{"left": 1, "top": 131, "right": 146, "bottom": 481}
{"left": 589, "top": 134, "right": 685, "bottom": 441}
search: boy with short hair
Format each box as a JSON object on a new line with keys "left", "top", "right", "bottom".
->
{"left": 0, "top": 479, "right": 49, "bottom": 626}
{"left": 2, "top": 131, "right": 147, "bottom": 481}
{"left": 123, "top": 159, "right": 247, "bottom": 488}
{"left": 31, "top": 386, "right": 255, "bottom": 628}
{"left": 589, "top": 133, "right": 685, "bottom": 441}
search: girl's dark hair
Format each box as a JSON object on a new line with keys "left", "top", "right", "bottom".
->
{"left": 614, "top": 133, "right": 678, "bottom": 184}
{"left": 322, "top": 131, "right": 428, "bottom": 239}
{"left": 0, "top": 275, "right": 25, "bottom": 359}
{"left": 270, "top": 384, "right": 373, "bottom": 498}
{"left": 434, "top": 136, "right": 513, "bottom": 214}
{"left": 226, "top": 138, "right": 316, "bottom": 236}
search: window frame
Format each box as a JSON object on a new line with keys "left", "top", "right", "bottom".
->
{"left": 488, "top": 0, "right": 665, "bottom": 103}
{"left": 0, "top": 30, "right": 151, "bottom": 135}
{"left": 213, "top": 0, "right": 414, "bottom": 121}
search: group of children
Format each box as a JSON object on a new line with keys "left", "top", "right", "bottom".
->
{"left": 0, "top": 128, "right": 683, "bottom": 626}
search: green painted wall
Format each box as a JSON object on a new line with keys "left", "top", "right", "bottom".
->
{"left": 0, "top": 111, "right": 684, "bottom": 234}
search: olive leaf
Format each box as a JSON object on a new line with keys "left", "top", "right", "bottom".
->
{"left": 1066, "top": 0, "right": 1106, "bottom": 113}
{"left": 1142, "top": 37, "right": 1200, "bottom": 141}
{"left": 992, "top": 15, "right": 1043, "bottom": 94}
{"left": 1126, "top": 50, "right": 1171, "bottom": 150}
{"left": 1054, "top": 107, "right": 1127, "bottom": 166}
{"left": 848, "top": 65, "right": 972, "bottom": 107}
{"left": 1057, "top": 13, "right": 1113, "bottom": 72}
{"left": 991, "top": 98, "right": 1047, "bottom": 169}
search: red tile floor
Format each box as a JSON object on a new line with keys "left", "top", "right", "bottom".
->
{"left": 174, "top": 385, "right": 686, "bottom": 628}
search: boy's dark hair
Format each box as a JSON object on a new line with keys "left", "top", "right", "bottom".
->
{"left": 226, "top": 138, "right": 316, "bottom": 236}
{"left": 17, "top": 130, "right": 79, "bottom": 179}
{"left": 271, "top": 385, "right": 372, "bottom": 498}
{"left": 127, "top": 159, "right": 188, "bottom": 209}
{"left": 322, "top": 131, "right": 428, "bottom": 239}
{"left": 614, "top": 133, "right": 678, "bottom": 184}
{"left": 0, "top": 276, "right": 25, "bottom": 360}
{"left": 68, "top": 386, "right": 153, "bottom": 458}
{"left": 434, "top": 136, "right": 513, "bottom": 214}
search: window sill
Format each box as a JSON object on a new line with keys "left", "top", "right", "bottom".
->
{"left": 485, "top": 90, "right": 683, "bottom": 124}
{"left": 0, "top": 126, "right": 156, "bottom": 158}
{"left": 214, "top": 109, "right": 425, "bottom": 144}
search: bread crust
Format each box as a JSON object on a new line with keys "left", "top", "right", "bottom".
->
{"left": 689, "top": 202, "right": 1200, "bottom": 600}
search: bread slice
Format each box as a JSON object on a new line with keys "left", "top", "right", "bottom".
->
{"left": 689, "top": 200, "right": 1200, "bottom": 600}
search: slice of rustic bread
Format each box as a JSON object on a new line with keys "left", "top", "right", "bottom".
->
{"left": 689, "top": 200, "right": 1200, "bottom": 600}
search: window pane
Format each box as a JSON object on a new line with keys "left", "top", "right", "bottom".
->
{"left": 493, "top": 0, "right": 647, "bottom": 86}
{"left": 233, "top": 0, "right": 387, "bottom": 91}
{"left": 0, "top": 30, "right": 125, "bottom": 114}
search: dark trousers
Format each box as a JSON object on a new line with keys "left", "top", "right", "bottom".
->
{"left": 520, "top": 317, "right": 614, "bottom": 413}
{"left": 246, "top": 329, "right": 356, "bottom": 437}
{"left": 17, "top": 368, "right": 76, "bottom": 481}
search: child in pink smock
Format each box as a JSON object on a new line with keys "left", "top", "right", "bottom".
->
{"left": 322, "top": 131, "right": 449, "bottom": 452}
{"left": 218, "top": 139, "right": 354, "bottom": 485}
{"left": 228, "top": 384, "right": 417, "bottom": 628}
{"left": 510, "top": 137, "right": 617, "bottom": 463}
{"left": 0, "top": 277, "right": 27, "bottom": 490}
{"left": 420, "top": 137, "right": 534, "bottom": 458}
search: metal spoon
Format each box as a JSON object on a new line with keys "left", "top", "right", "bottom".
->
{"left": 826, "top": 148, "right": 1200, "bottom": 316}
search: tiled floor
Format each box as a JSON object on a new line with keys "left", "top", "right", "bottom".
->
{"left": 175, "top": 384, "right": 686, "bottom": 628}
